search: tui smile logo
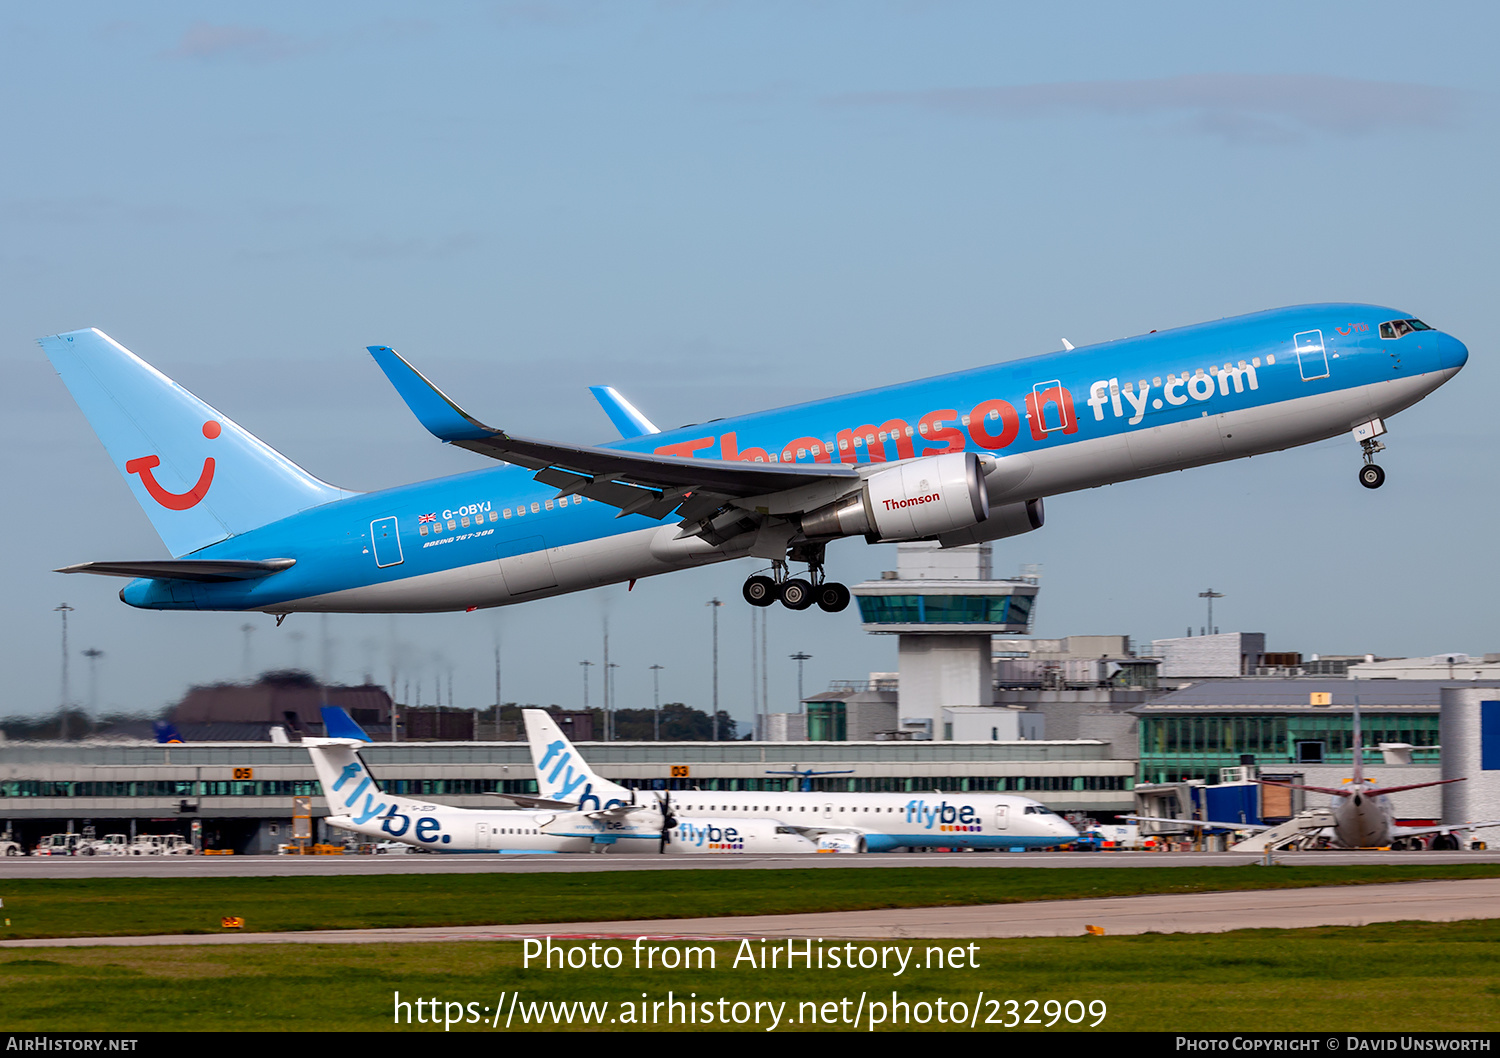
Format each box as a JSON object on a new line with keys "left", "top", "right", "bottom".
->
{"left": 125, "top": 420, "right": 220, "bottom": 510}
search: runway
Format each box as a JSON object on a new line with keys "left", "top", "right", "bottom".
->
{"left": 4, "top": 849, "right": 1498, "bottom": 878}
{"left": 4, "top": 877, "right": 1495, "bottom": 948}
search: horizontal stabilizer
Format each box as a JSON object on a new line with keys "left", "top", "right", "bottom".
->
{"left": 56, "top": 558, "right": 296, "bottom": 582}
{"left": 1123, "top": 814, "right": 1268, "bottom": 832}
{"left": 1258, "top": 780, "right": 1353, "bottom": 799}
{"left": 1357, "top": 778, "right": 1466, "bottom": 797}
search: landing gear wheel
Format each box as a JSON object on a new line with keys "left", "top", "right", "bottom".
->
{"left": 1359, "top": 464, "right": 1385, "bottom": 489}
{"left": 742, "top": 575, "right": 777, "bottom": 607}
{"left": 779, "top": 579, "right": 814, "bottom": 610}
{"left": 815, "top": 582, "right": 851, "bottom": 613}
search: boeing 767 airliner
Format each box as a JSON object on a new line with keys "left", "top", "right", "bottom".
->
{"left": 41, "top": 304, "right": 1466, "bottom": 614}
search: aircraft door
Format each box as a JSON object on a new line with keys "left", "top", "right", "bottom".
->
{"left": 370, "top": 517, "right": 404, "bottom": 568}
{"left": 1030, "top": 380, "right": 1073, "bottom": 433}
{"left": 1293, "top": 330, "right": 1329, "bottom": 381}
{"left": 995, "top": 805, "right": 1010, "bottom": 831}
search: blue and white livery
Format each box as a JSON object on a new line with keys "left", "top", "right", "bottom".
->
{"left": 523, "top": 710, "right": 1080, "bottom": 852}
{"left": 301, "top": 707, "right": 820, "bottom": 855}
{"left": 41, "top": 305, "right": 1466, "bottom": 613}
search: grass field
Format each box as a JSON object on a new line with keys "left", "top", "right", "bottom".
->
{"left": 2, "top": 920, "right": 1496, "bottom": 1032}
{"left": 1, "top": 863, "right": 1499, "bottom": 939}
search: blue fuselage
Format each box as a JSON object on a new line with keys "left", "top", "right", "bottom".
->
{"left": 121, "top": 303, "right": 1467, "bottom": 612}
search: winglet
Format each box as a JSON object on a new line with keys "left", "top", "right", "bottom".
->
{"left": 589, "top": 385, "right": 661, "bottom": 438}
{"left": 367, "top": 346, "right": 495, "bottom": 443}
{"left": 321, "top": 706, "right": 372, "bottom": 742}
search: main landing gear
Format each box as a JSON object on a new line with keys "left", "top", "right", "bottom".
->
{"left": 742, "top": 548, "right": 851, "bottom": 613}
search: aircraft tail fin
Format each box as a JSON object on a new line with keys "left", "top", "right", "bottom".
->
{"left": 40, "top": 328, "right": 352, "bottom": 557}
{"left": 1352, "top": 697, "right": 1364, "bottom": 786}
{"left": 522, "top": 709, "right": 634, "bottom": 808}
{"left": 320, "top": 705, "right": 373, "bottom": 742}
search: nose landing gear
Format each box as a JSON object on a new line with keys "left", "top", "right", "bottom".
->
{"left": 1355, "top": 419, "right": 1387, "bottom": 489}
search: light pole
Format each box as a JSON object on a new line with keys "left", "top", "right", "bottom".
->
{"left": 493, "top": 631, "right": 503, "bottom": 741}
{"left": 602, "top": 615, "right": 611, "bottom": 741}
{"left": 240, "top": 623, "right": 255, "bottom": 679}
{"left": 650, "top": 664, "right": 664, "bottom": 741}
{"left": 54, "top": 603, "right": 73, "bottom": 740}
{"left": 790, "top": 652, "right": 812, "bottom": 714}
{"left": 607, "top": 662, "right": 620, "bottom": 739}
{"left": 708, "top": 598, "right": 723, "bottom": 740}
{"left": 579, "top": 660, "right": 594, "bottom": 713}
{"left": 1199, "top": 588, "right": 1225, "bottom": 636}
{"left": 82, "top": 648, "right": 103, "bottom": 725}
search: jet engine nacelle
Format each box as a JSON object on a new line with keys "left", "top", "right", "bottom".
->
{"left": 801, "top": 451, "right": 991, "bottom": 542}
{"left": 814, "top": 832, "right": 866, "bottom": 854}
{"left": 936, "top": 496, "right": 1044, "bottom": 548}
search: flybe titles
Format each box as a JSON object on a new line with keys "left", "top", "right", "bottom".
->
{"left": 676, "top": 822, "right": 744, "bottom": 850}
{"left": 906, "top": 800, "right": 983, "bottom": 832}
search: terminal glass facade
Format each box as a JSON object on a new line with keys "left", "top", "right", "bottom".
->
{"left": 856, "top": 594, "right": 1033, "bottom": 626}
{"left": 1138, "top": 713, "right": 1441, "bottom": 783}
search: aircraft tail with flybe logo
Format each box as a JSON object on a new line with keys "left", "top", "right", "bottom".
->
{"left": 522, "top": 709, "right": 634, "bottom": 811}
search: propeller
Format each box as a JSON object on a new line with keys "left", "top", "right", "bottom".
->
{"left": 656, "top": 790, "right": 677, "bottom": 854}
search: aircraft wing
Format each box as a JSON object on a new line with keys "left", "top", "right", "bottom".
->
{"left": 368, "top": 345, "right": 860, "bottom": 522}
{"left": 1393, "top": 819, "right": 1500, "bottom": 839}
{"left": 584, "top": 804, "right": 650, "bottom": 821}
{"left": 55, "top": 558, "right": 296, "bottom": 582}
{"left": 486, "top": 793, "right": 580, "bottom": 810}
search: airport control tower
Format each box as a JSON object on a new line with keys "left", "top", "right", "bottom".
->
{"left": 850, "top": 542, "right": 1039, "bottom": 740}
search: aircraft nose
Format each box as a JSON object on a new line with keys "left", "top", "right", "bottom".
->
{"left": 1438, "top": 332, "right": 1469, "bottom": 372}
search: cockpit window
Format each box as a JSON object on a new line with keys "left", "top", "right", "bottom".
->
{"left": 1379, "top": 319, "right": 1432, "bottom": 339}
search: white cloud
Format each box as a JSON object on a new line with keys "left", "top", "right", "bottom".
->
{"left": 832, "top": 74, "right": 1463, "bottom": 142}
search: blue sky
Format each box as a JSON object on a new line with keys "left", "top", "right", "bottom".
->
{"left": 3, "top": 2, "right": 1496, "bottom": 724}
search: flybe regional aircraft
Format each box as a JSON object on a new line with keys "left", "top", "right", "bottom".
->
{"left": 42, "top": 305, "right": 1465, "bottom": 614}
{"left": 300, "top": 706, "right": 822, "bottom": 854}
{"left": 523, "top": 709, "right": 1080, "bottom": 851}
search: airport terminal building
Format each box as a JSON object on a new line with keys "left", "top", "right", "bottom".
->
{"left": 0, "top": 735, "right": 1135, "bottom": 853}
